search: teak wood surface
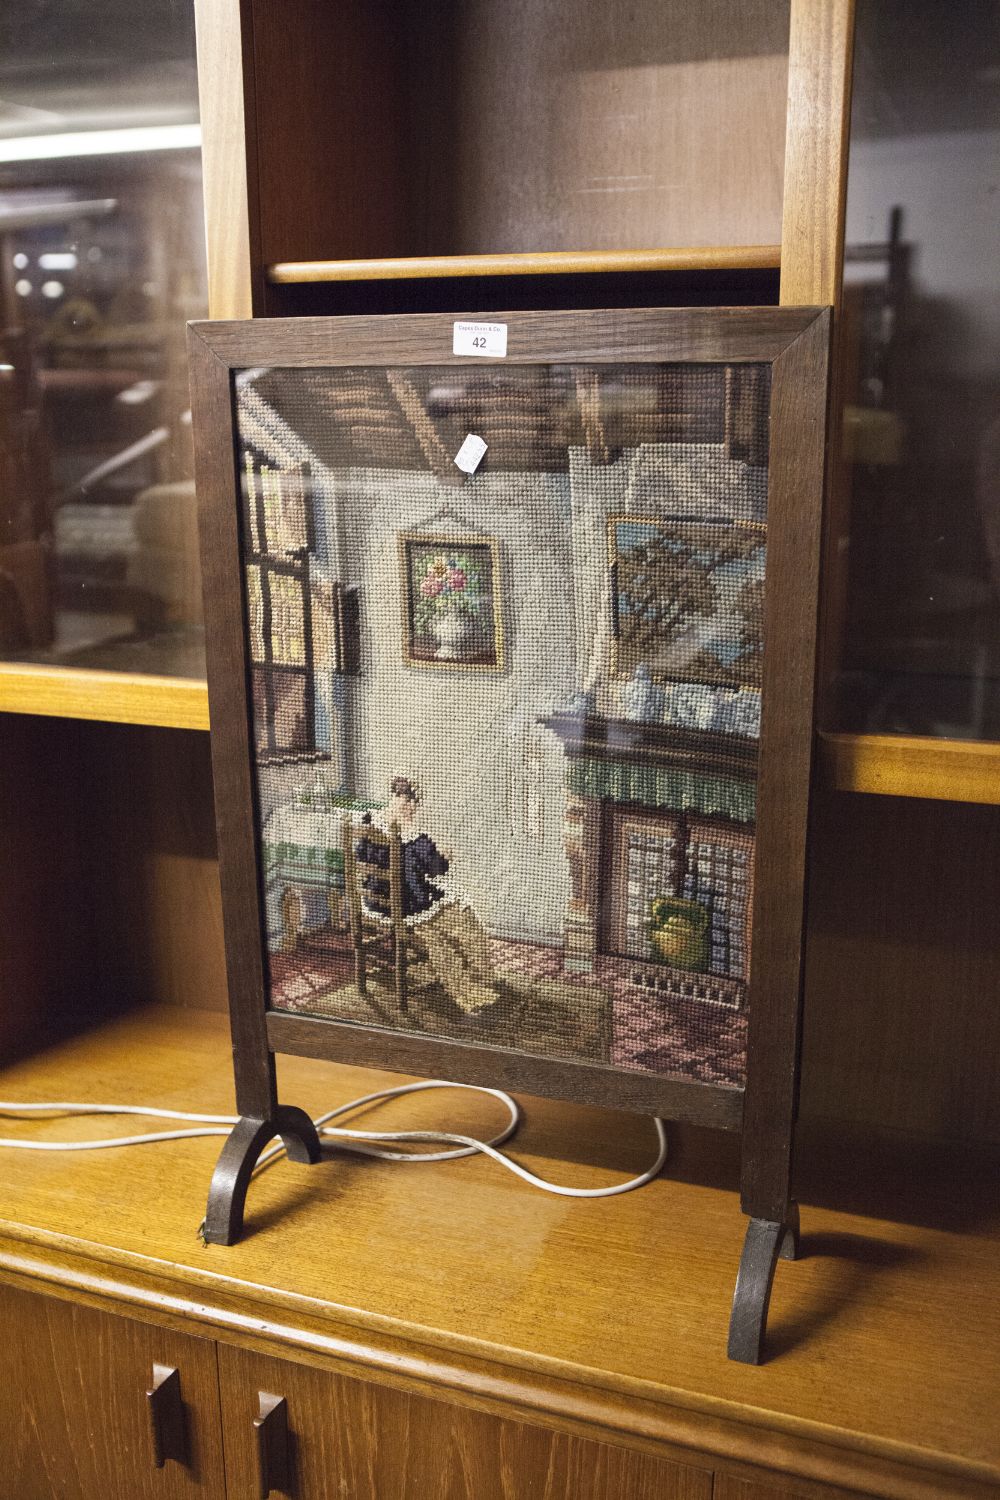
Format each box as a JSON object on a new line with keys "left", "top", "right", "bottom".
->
{"left": 268, "top": 247, "right": 784, "bottom": 284}
{"left": 0, "top": 1280, "right": 226, "bottom": 1498}
{"left": 218, "top": 1342, "right": 712, "bottom": 1500}
{"left": 0, "top": 663, "right": 210, "bottom": 730}
{"left": 231, "top": 1, "right": 789, "bottom": 281}
{"left": 0, "top": 1006, "right": 996, "bottom": 1500}
{"left": 819, "top": 731, "right": 1000, "bottom": 806}
{"left": 188, "top": 306, "right": 829, "bottom": 1171}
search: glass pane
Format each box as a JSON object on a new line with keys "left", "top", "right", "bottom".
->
{"left": 234, "top": 361, "right": 773, "bottom": 1091}
{"left": 0, "top": 0, "right": 207, "bottom": 678}
{"left": 267, "top": 572, "right": 307, "bottom": 666}
{"left": 836, "top": 0, "right": 1000, "bottom": 738}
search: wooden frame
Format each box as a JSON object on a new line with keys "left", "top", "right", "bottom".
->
{"left": 188, "top": 305, "right": 830, "bottom": 1364}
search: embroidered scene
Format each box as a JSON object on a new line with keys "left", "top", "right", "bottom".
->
{"left": 235, "top": 362, "right": 770, "bottom": 1088}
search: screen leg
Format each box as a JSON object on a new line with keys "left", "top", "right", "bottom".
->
{"left": 727, "top": 1199, "right": 800, "bottom": 1363}
{"left": 202, "top": 1106, "right": 321, "bottom": 1246}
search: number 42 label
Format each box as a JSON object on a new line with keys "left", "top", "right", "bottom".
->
{"left": 453, "top": 321, "right": 507, "bottom": 358}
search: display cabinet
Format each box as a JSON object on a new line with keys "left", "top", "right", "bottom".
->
{"left": 0, "top": 0, "right": 996, "bottom": 1190}
{"left": 0, "top": 1007, "right": 995, "bottom": 1500}
{"left": 820, "top": 0, "right": 1000, "bottom": 800}
{"left": 0, "top": 0, "right": 998, "bottom": 1489}
{"left": 0, "top": 0, "right": 210, "bottom": 726}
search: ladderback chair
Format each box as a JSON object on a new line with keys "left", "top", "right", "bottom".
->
{"left": 341, "top": 814, "right": 417, "bottom": 1014}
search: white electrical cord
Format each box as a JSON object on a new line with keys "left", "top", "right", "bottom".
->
{"left": 0, "top": 1081, "right": 667, "bottom": 1200}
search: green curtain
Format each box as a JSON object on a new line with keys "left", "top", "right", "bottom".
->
{"left": 566, "top": 756, "right": 755, "bottom": 823}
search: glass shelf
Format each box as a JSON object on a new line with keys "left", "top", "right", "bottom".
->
{"left": 0, "top": 0, "right": 208, "bottom": 717}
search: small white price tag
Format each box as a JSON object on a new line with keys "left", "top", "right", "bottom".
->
{"left": 453, "top": 320, "right": 507, "bottom": 358}
{"left": 454, "top": 433, "right": 488, "bottom": 474}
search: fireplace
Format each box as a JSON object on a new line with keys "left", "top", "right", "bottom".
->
{"left": 544, "top": 712, "right": 757, "bottom": 1009}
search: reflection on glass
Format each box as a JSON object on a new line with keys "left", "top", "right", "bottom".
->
{"left": 837, "top": 0, "right": 1000, "bottom": 738}
{"left": 233, "top": 362, "right": 772, "bottom": 1087}
{"left": 0, "top": 1, "right": 207, "bottom": 677}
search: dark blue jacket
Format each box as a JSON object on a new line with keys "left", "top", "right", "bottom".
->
{"left": 355, "top": 822, "right": 448, "bottom": 919}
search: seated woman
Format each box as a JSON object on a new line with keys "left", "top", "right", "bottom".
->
{"left": 355, "top": 776, "right": 501, "bottom": 1017}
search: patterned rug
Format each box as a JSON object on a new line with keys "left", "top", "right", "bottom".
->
{"left": 268, "top": 938, "right": 746, "bottom": 1086}
{"left": 282, "top": 967, "right": 613, "bottom": 1066}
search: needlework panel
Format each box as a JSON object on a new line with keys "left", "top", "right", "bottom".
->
{"left": 233, "top": 362, "right": 771, "bottom": 1089}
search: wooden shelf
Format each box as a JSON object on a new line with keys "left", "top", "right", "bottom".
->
{"left": 268, "top": 246, "right": 782, "bottom": 285}
{"left": 0, "top": 664, "right": 210, "bottom": 731}
{"left": 0, "top": 1003, "right": 997, "bottom": 1499}
{"left": 9, "top": 668, "right": 995, "bottom": 806}
{"left": 819, "top": 730, "right": 1000, "bottom": 805}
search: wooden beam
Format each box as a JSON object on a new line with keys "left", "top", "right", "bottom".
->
{"left": 781, "top": 0, "right": 857, "bottom": 730}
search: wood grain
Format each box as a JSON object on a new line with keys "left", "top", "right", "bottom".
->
{"left": 779, "top": 0, "right": 856, "bottom": 307}
{"left": 190, "top": 306, "right": 820, "bottom": 370}
{"left": 779, "top": 0, "right": 855, "bottom": 726}
{"left": 269, "top": 247, "right": 783, "bottom": 283}
{"left": 189, "top": 326, "right": 277, "bottom": 1118}
{"left": 250, "top": 0, "right": 410, "bottom": 268}
{"left": 818, "top": 732, "right": 1000, "bottom": 805}
{"left": 712, "top": 1479, "right": 808, "bottom": 1500}
{"left": 0, "top": 1279, "right": 225, "bottom": 1498}
{"left": 267, "top": 1010, "right": 743, "bottom": 1131}
{"left": 218, "top": 1343, "right": 711, "bottom": 1500}
{"left": 0, "top": 1007, "right": 996, "bottom": 1500}
{"left": 403, "top": 1, "right": 789, "bottom": 258}
{"left": 193, "top": 0, "right": 260, "bottom": 319}
{"left": 740, "top": 310, "right": 830, "bottom": 1221}
{"left": 0, "top": 664, "right": 209, "bottom": 729}
{"left": 240, "top": 2, "right": 789, "bottom": 268}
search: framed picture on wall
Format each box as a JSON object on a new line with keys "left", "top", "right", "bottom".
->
{"left": 188, "top": 305, "right": 830, "bottom": 1363}
{"left": 399, "top": 530, "right": 505, "bottom": 670}
{"left": 608, "top": 514, "right": 766, "bottom": 690}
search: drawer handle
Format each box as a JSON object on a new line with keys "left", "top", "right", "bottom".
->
{"left": 254, "top": 1391, "right": 290, "bottom": 1498}
{"left": 146, "top": 1364, "right": 186, "bottom": 1468}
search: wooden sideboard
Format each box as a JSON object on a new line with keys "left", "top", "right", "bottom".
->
{"left": 0, "top": 1004, "right": 996, "bottom": 1499}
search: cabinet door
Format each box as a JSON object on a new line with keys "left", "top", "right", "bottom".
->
{"left": 219, "top": 1344, "right": 711, "bottom": 1500}
{"left": 0, "top": 1282, "right": 226, "bottom": 1499}
{"left": 712, "top": 1478, "right": 842, "bottom": 1500}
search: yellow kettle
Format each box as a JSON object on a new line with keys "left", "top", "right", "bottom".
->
{"left": 648, "top": 896, "right": 710, "bottom": 972}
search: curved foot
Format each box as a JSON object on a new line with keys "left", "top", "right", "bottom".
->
{"left": 727, "top": 1205, "right": 799, "bottom": 1364}
{"left": 203, "top": 1107, "right": 321, "bottom": 1246}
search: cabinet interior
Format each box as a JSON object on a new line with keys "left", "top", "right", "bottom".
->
{"left": 249, "top": 0, "right": 791, "bottom": 270}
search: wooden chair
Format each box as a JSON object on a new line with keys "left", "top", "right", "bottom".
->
{"left": 341, "top": 813, "right": 425, "bottom": 1015}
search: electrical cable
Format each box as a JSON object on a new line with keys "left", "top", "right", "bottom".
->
{"left": 0, "top": 1080, "right": 667, "bottom": 1199}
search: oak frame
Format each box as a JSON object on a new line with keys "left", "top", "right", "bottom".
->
{"left": 188, "top": 306, "right": 830, "bottom": 1361}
